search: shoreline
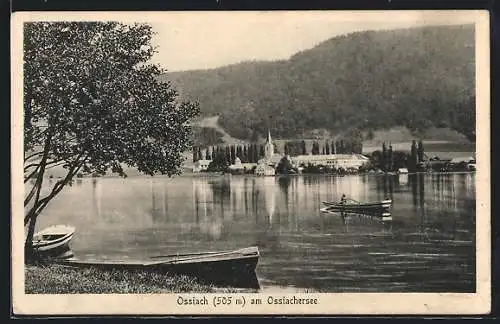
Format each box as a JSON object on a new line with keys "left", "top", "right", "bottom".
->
{"left": 25, "top": 264, "right": 253, "bottom": 294}
{"left": 40, "top": 170, "right": 476, "bottom": 181}
{"left": 24, "top": 264, "right": 321, "bottom": 294}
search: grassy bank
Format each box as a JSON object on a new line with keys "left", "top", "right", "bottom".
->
{"left": 25, "top": 264, "right": 245, "bottom": 294}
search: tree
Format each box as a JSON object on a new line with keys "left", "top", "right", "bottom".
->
{"left": 236, "top": 145, "right": 242, "bottom": 160}
{"left": 370, "top": 150, "right": 382, "bottom": 169}
{"left": 243, "top": 145, "right": 248, "bottom": 162}
{"left": 409, "top": 140, "right": 418, "bottom": 171}
{"left": 254, "top": 144, "right": 259, "bottom": 162}
{"left": 247, "top": 144, "right": 253, "bottom": 163}
{"left": 344, "top": 140, "right": 352, "bottom": 154}
{"left": 207, "top": 152, "right": 229, "bottom": 172}
{"left": 230, "top": 145, "right": 236, "bottom": 164}
{"left": 259, "top": 144, "right": 265, "bottom": 158}
{"left": 312, "top": 141, "right": 320, "bottom": 155}
{"left": 301, "top": 140, "right": 307, "bottom": 155}
{"left": 392, "top": 151, "right": 408, "bottom": 170}
{"left": 197, "top": 147, "right": 202, "bottom": 162}
{"left": 225, "top": 146, "right": 231, "bottom": 164}
{"left": 417, "top": 139, "right": 425, "bottom": 162}
{"left": 382, "top": 142, "right": 387, "bottom": 171}
{"left": 192, "top": 146, "right": 198, "bottom": 163}
{"left": 388, "top": 145, "right": 394, "bottom": 172}
{"left": 276, "top": 156, "right": 294, "bottom": 175}
{"left": 23, "top": 22, "right": 199, "bottom": 260}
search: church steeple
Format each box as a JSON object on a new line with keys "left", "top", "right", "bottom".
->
{"left": 265, "top": 130, "right": 274, "bottom": 160}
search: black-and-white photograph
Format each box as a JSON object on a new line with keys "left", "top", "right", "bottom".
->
{"left": 12, "top": 10, "right": 490, "bottom": 315}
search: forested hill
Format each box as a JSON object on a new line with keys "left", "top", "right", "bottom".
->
{"left": 162, "top": 24, "right": 475, "bottom": 142}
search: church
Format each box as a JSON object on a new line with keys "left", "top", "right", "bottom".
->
{"left": 255, "top": 131, "right": 281, "bottom": 176}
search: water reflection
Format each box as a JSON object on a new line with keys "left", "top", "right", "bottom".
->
{"left": 37, "top": 173, "right": 476, "bottom": 292}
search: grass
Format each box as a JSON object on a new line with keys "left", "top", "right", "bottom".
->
{"left": 25, "top": 264, "right": 245, "bottom": 294}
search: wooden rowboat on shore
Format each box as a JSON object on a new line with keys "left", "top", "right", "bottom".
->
{"left": 53, "top": 246, "right": 261, "bottom": 289}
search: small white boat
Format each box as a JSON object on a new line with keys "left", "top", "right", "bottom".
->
{"left": 32, "top": 225, "right": 76, "bottom": 259}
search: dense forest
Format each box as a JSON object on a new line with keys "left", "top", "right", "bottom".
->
{"left": 164, "top": 24, "right": 475, "bottom": 142}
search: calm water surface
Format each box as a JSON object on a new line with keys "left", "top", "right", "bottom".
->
{"left": 35, "top": 173, "right": 476, "bottom": 292}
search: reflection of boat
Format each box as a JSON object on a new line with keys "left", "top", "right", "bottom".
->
{"left": 31, "top": 225, "right": 76, "bottom": 259}
{"left": 321, "top": 198, "right": 392, "bottom": 217}
{"left": 54, "top": 246, "right": 261, "bottom": 289}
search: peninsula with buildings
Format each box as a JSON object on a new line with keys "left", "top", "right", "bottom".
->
{"left": 190, "top": 130, "right": 475, "bottom": 176}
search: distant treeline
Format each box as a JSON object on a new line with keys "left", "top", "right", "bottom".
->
{"left": 193, "top": 144, "right": 263, "bottom": 164}
{"left": 193, "top": 138, "right": 362, "bottom": 163}
{"left": 283, "top": 139, "right": 362, "bottom": 155}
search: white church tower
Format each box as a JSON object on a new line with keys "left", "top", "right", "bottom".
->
{"left": 264, "top": 130, "right": 274, "bottom": 160}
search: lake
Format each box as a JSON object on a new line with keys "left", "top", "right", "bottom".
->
{"left": 34, "top": 172, "right": 476, "bottom": 292}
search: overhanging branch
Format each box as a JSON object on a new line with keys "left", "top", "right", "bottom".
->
{"left": 24, "top": 153, "right": 87, "bottom": 226}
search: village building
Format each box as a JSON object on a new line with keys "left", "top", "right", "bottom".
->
{"left": 228, "top": 157, "right": 257, "bottom": 174}
{"left": 291, "top": 153, "right": 370, "bottom": 170}
{"left": 192, "top": 159, "right": 212, "bottom": 173}
{"left": 254, "top": 131, "right": 371, "bottom": 175}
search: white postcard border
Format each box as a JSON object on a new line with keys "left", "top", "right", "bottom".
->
{"left": 11, "top": 10, "right": 491, "bottom": 315}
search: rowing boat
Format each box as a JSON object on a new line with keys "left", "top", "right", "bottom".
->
{"left": 320, "top": 206, "right": 393, "bottom": 221}
{"left": 31, "top": 225, "right": 76, "bottom": 259}
{"left": 321, "top": 198, "right": 392, "bottom": 216}
{"left": 53, "top": 246, "right": 261, "bottom": 289}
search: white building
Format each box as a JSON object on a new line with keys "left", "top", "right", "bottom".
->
{"left": 291, "top": 153, "right": 369, "bottom": 170}
{"left": 193, "top": 159, "right": 212, "bottom": 173}
{"left": 228, "top": 157, "right": 257, "bottom": 174}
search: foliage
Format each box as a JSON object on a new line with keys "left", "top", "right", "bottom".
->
{"left": 207, "top": 151, "right": 229, "bottom": 172}
{"left": 166, "top": 25, "right": 475, "bottom": 142}
{"left": 276, "top": 156, "right": 294, "bottom": 174}
{"left": 23, "top": 22, "right": 199, "bottom": 258}
{"left": 370, "top": 148, "right": 411, "bottom": 171}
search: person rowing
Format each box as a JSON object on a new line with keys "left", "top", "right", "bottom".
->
{"left": 340, "top": 194, "right": 347, "bottom": 218}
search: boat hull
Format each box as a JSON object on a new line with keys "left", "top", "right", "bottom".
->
{"left": 321, "top": 199, "right": 392, "bottom": 216}
{"left": 54, "top": 247, "right": 260, "bottom": 289}
{"left": 31, "top": 225, "right": 76, "bottom": 260}
{"left": 320, "top": 207, "right": 393, "bottom": 221}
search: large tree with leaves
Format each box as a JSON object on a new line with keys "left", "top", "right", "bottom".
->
{"left": 23, "top": 22, "right": 199, "bottom": 260}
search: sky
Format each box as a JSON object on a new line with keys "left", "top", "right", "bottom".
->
{"left": 148, "top": 11, "right": 481, "bottom": 72}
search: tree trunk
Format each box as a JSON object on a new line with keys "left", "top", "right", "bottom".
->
{"left": 24, "top": 216, "right": 37, "bottom": 264}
